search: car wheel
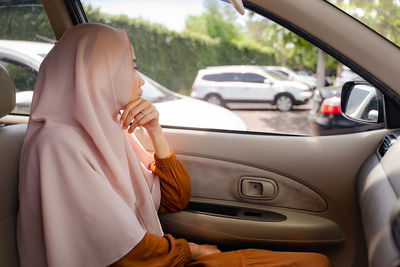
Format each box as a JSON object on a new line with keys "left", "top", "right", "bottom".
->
{"left": 275, "top": 94, "right": 293, "bottom": 112}
{"left": 206, "top": 94, "right": 224, "bottom": 106}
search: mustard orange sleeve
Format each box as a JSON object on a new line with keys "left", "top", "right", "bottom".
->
{"left": 151, "top": 150, "right": 191, "bottom": 213}
{"left": 111, "top": 232, "right": 191, "bottom": 267}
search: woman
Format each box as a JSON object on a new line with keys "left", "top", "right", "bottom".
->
{"left": 17, "top": 23, "right": 331, "bottom": 267}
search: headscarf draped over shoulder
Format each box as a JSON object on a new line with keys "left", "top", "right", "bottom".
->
{"left": 17, "top": 23, "right": 163, "bottom": 267}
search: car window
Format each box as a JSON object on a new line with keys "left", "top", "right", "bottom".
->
{"left": 242, "top": 73, "right": 265, "bottom": 83}
{"left": 202, "top": 73, "right": 243, "bottom": 82}
{"left": 0, "top": 59, "right": 37, "bottom": 92}
{"left": 0, "top": 59, "right": 37, "bottom": 115}
{"left": 222, "top": 73, "right": 242, "bottom": 82}
{"left": 24, "top": 0, "right": 379, "bottom": 135}
{"left": 0, "top": 0, "right": 55, "bottom": 116}
{"left": 265, "top": 70, "right": 286, "bottom": 81}
{"left": 203, "top": 74, "right": 224, "bottom": 82}
{"left": 0, "top": 0, "right": 55, "bottom": 42}
{"left": 326, "top": 0, "right": 400, "bottom": 48}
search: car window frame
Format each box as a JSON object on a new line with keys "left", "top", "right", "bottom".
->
{"left": 66, "top": 0, "right": 399, "bottom": 135}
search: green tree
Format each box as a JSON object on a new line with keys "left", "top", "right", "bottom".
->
{"left": 84, "top": 4, "right": 274, "bottom": 95}
{"left": 184, "top": 0, "right": 242, "bottom": 42}
{"left": 245, "top": 11, "right": 339, "bottom": 75}
{"left": 330, "top": 0, "right": 400, "bottom": 45}
{"left": 0, "top": 0, "right": 54, "bottom": 42}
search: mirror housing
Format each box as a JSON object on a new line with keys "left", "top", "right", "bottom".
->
{"left": 341, "top": 81, "right": 383, "bottom": 124}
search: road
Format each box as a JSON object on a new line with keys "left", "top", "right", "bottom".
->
{"left": 229, "top": 102, "right": 313, "bottom": 136}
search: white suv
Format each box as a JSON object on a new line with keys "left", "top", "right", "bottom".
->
{"left": 191, "top": 65, "right": 313, "bottom": 111}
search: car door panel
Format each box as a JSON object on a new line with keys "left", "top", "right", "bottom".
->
{"left": 219, "top": 82, "right": 245, "bottom": 101}
{"left": 173, "top": 154, "right": 327, "bottom": 212}
{"left": 134, "top": 127, "right": 387, "bottom": 265}
{"left": 159, "top": 200, "right": 344, "bottom": 248}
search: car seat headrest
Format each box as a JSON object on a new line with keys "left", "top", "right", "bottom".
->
{"left": 0, "top": 63, "right": 16, "bottom": 118}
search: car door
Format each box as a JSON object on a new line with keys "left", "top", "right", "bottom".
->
{"left": 241, "top": 72, "right": 274, "bottom": 102}
{"left": 3, "top": 0, "right": 400, "bottom": 267}
{"left": 112, "top": 1, "right": 396, "bottom": 266}
{"left": 216, "top": 72, "right": 248, "bottom": 101}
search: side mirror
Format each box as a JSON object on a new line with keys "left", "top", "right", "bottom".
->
{"left": 367, "top": 110, "right": 378, "bottom": 121}
{"left": 341, "top": 81, "right": 383, "bottom": 123}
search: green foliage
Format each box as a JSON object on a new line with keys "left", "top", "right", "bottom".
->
{"left": 330, "top": 0, "right": 400, "bottom": 46}
{"left": 85, "top": 4, "right": 275, "bottom": 95}
{"left": 1, "top": 0, "right": 399, "bottom": 93}
{"left": 184, "top": 1, "right": 339, "bottom": 75}
{"left": 0, "top": 0, "right": 54, "bottom": 42}
{"left": 245, "top": 13, "right": 339, "bottom": 75}
{"left": 185, "top": 0, "right": 242, "bottom": 43}
{"left": 0, "top": 60, "right": 37, "bottom": 92}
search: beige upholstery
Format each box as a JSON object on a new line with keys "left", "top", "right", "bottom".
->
{"left": 0, "top": 64, "right": 15, "bottom": 118}
{"left": 358, "top": 130, "right": 400, "bottom": 267}
{"left": 0, "top": 64, "right": 27, "bottom": 267}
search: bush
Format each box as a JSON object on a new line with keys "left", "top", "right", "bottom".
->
{"left": 86, "top": 6, "right": 275, "bottom": 95}
{"left": 0, "top": 3, "right": 275, "bottom": 95}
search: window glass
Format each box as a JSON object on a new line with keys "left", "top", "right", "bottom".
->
{"left": 203, "top": 73, "right": 242, "bottom": 82}
{"left": 265, "top": 70, "right": 286, "bottom": 81}
{"left": 222, "top": 73, "right": 241, "bottom": 82}
{"left": 141, "top": 74, "right": 178, "bottom": 103}
{"left": 0, "top": 59, "right": 37, "bottom": 92}
{"left": 203, "top": 74, "right": 224, "bottom": 82}
{"left": 76, "top": 0, "right": 385, "bottom": 135}
{"left": 276, "top": 70, "right": 290, "bottom": 79}
{"left": 0, "top": 59, "right": 37, "bottom": 115}
{"left": 0, "top": 0, "right": 55, "bottom": 116}
{"left": 242, "top": 73, "right": 265, "bottom": 83}
{"left": 0, "top": 0, "right": 55, "bottom": 42}
{"left": 326, "top": 0, "right": 400, "bottom": 47}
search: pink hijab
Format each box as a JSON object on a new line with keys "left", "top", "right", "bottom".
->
{"left": 17, "top": 23, "right": 163, "bottom": 267}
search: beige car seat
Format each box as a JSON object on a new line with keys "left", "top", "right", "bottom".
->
{"left": 0, "top": 63, "right": 27, "bottom": 267}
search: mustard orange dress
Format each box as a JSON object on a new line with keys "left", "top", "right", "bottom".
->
{"left": 111, "top": 152, "right": 332, "bottom": 267}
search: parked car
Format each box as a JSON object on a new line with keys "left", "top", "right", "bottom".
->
{"left": 263, "top": 66, "right": 318, "bottom": 88}
{"left": 308, "top": 82, "right": 377, "bottom": 135}
{"left": 335, "top": 65, "right": 361, "bottom": 86}
{"left": 297, "top": 69, "right": 333, "bottom": 86}
{"left": 0, "top": 40, "right": 247, "bottom": 131}
{"left": 191, "top": 65, "right": 313, "bottom": 111}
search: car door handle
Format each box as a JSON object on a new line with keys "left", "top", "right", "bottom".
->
{"left": 239, "top": 177, "right": 277, "bottom": 199}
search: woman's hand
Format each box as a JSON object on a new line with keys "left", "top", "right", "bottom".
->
{"left": 120, "top": 96, "right": 160, "bottom": 134}
{"left": 188, "top": 242, "right": 221, "bottom": 258}
{"left": 120, "top": 97, "right": 171, "bottom": 159}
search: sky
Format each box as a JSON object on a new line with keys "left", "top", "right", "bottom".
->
{"left": 81, "top": 0, "right": 207, "bottom": 32}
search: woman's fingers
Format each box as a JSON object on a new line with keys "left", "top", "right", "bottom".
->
{"left": 128, "top": 108, "right": 158, "bottom": 133}
{"left": 121, "top": 98, "right": 152, "bottom": 129}
{"left": 120, "top": 97, "right": 162, "bottom": 133}
{"left": 124, "top": 101, "right": 151, "bottom": 128}
{"left": 120, "top": 97, "right": 142, "bottom": 123}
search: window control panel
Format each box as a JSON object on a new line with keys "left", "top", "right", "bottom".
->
{"left": 239, "top": 177, "right": 277, "bottom": 199}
